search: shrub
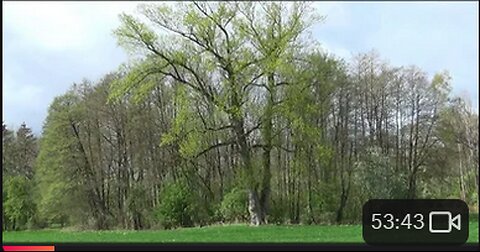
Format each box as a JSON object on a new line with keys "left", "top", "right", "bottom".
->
{"left": 3, "top": 176, "right": 36, "bottom": 230}
{"left": 154, "top": 179, "right": 199, "bottom": 229}
{"left": 219, "top": 188, "right": 248, "bottom": 223}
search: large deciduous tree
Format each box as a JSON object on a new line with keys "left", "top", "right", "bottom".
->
{"left": 111, "top": 2, "right": 320, "bottom": 225}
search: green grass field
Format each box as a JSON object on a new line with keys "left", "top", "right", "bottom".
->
{"left": 2, "top": 221, "right": 478, "bottom": 243}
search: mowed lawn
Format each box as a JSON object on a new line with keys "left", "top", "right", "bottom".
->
{"left": 3, "top": 221, "right": 478, "bottom": 243}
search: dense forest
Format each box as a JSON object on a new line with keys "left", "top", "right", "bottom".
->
{"left": 2, "top": 2, "right": 478, "bottom": 231}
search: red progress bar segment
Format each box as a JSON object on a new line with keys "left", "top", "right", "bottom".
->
{"left": 3, "top": 246, "right": 55, "bottom": 251}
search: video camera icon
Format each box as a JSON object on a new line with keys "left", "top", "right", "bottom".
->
{"left": 428, "top": 211, "right": 461, "bottom": 234}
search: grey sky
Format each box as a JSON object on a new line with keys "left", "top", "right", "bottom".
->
{"left": 3, "top": 1, "right": 478, "bottom": 134}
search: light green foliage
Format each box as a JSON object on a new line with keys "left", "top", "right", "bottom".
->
{"left": 2, "top": 124, "right": 38, "bottom": 230}
{"left": 35, "top": 91, "right": 90, "bottom": 228}
{"left": 219, "top": 188, "right": 248, "bottom": 223}
{"left": 154, "top": 179, "right": 201, "bottom": 229}
{"left": 108, "top": 60, "right": 164, "bottom": 103}
{"left": 3, "top": 176, "right": 36, "bottom": 230}
{"left": 430, "top": 71, "right": 452, "bottom": 102}
{"left": 280, "top": 52, "right": 340, "bottom": 143}
{"left": 114, "top": 13, "right": 157, "bottom": 55}
{"left": 160, "top": 85, "right": 205, "bottom": 159}
{"left": 160, "top": 85, "right": 189, "bottom": 146}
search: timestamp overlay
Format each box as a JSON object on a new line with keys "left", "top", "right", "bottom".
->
{"left": 362, "top": 199, "right": 469, "bottom": 245}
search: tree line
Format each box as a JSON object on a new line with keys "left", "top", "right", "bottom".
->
{"left": 2, "top": 2, "right": 478, "bottom": 231}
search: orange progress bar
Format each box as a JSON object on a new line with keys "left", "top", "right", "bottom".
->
{"left": 3, "top": 246, "right": 55, "bottom": 251}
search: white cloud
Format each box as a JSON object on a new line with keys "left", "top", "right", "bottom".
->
{"left": 311, "top": 2, "right": 349, "bottom": 28}
{"left": 4, "top": 2, "right": 92, "bottom": 50}
{"left": 319, "top": 40, "right": 352, "bottom": 61}
{"left": 3, "top": 1, "right": 150, "bottom": 132}
{"left": 2, "top": 1, "right": 478, "bottom": 133}
{"left": 365, "top": 3, "right": 478, "bottom": 111}
{"left": 2, "top": 73, "right": 44, "bottom": 123}
{"left": 3, "top": 1, "right": 145, "bottom": 51}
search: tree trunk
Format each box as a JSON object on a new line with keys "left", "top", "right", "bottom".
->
{"left": 259, "top": 73, "right": 275, "bottom": 224}
{"left": 248, "top": 189, "right": 262, "bottom": 226}
{"left": 232, "top": 115, "right": 262, "bottom": 226}
{"left": 407, "top": 172, "right": 417, "bottom": 199}
{"left": 336, "top": 192, "right": 347, "bottom": 223}
{"left": 458, "top": 144, "right": 466, "bottom": 201}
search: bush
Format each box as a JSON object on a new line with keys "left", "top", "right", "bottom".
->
{"left": 219, "top": 188, "right": 248, "bottom": 223}
{"left": 3, "top": 176, "right": 36, "bottom": 230}
{"left": 154, "top": 179, "right": 199, "bottom": 229}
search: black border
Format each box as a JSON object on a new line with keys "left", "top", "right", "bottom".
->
{"left": 1, "top": 243, "right": 480, "bottom": 251}
{"left": 2, "top": 0, "right": 479, "bottom": 251}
